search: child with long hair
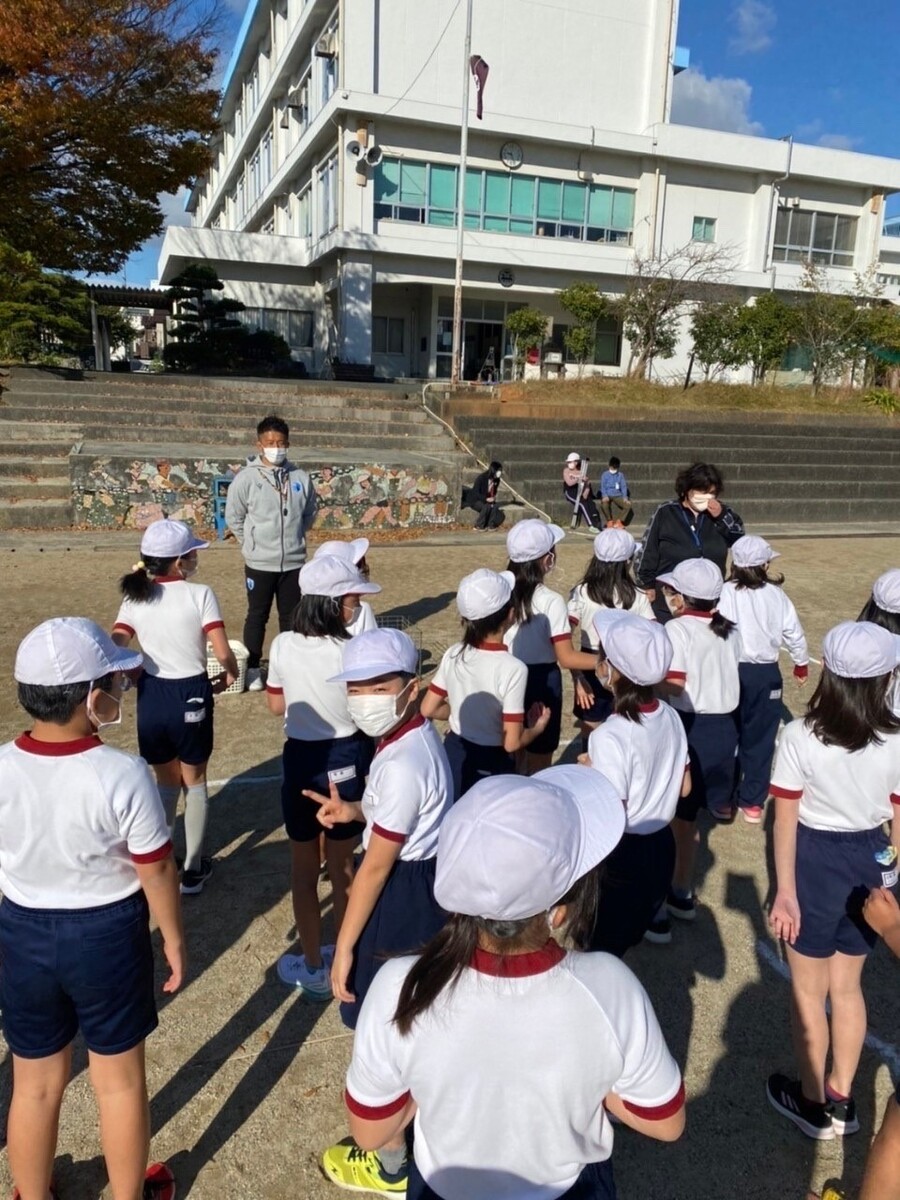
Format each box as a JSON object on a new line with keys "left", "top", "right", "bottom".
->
{"left": 768, "top": 622, "right": 900, "bottom": 1141}
{"left": 568, "top": 529, "right": 654, "bottom": 741}
{"left": 112, "top": 518, "right": 239, "bottom": 896}
{"left": 858, "top": 569, "right": 900, "bottom": 715}
{"left": 266, "top": 555, "right": 381, "bottom": 1000}
{"left": 718, "top": 535, "right": 809, "bottom": 824}
{"left": 421, "top": 569, "right": 550, "bottom": 800}
{"left": 314, "top": 537, "right": 379, "bottom": 635}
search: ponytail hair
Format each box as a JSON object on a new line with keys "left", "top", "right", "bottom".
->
{"left": 119, "top": 554, "right": 177, "bottom": 603}
{"left": 858, "top": 597, "right": 900, "bottom": 636}
{"left": 682, "top": 594, "right": 737, "bottom": 640}
{"left": 729, "top": 564, "right": 784, "bottom": 590}
{"left": 507, "top": 557, "right": 547, "bottom": 624}
{"left": 581, "top": 557, "right": 637, "bottom": 610}
{"left": 459, "top": 602, "right": 513, "bottom": 653}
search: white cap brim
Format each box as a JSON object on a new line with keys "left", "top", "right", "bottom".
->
{"left": 328, "top": 658, "right": 414, "bottom": 683}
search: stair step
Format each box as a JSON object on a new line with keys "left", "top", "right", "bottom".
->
{"left": 2, "top": 392, "right": 430, "bottom": 421}
{"left": 0, "top": 479, "right": 71, "bottom": 500}
{"left": 0, "top": 498, "right": 73, "bottom": 530}
{"left": 0, "top": 457, "right": 71, "bottom": 477}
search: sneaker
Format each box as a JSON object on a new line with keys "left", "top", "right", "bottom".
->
{"left": 321, "top": 1138, "right": 408, "bottom": 1194}
{"left": 277, "top": 952, "right": 333, "bottom": 1000}
{"left": 740, "top": 805, "right": 764, "bottom": 825}
{"left": 821, "top": 1188, "right": 847, "bottom": 1200}
{"left": 246, "top": 667, "right": 264, "bottom": 692}
{"left": 826, "top": 1093, "right": 859, "bottom": 1136}
{"left": 766, "top": 1073, "right": 834, "bottom": 1140}
{"left": 666, "top": 891, "right": 697, "bottom": 922}
{"left": 144, "top": 1162, "right": 176, "bottom": 1199}
{"left": 180, "top": 856, "right": 213, "bottom": 895}
{"left": 643, "top": 917, "right": 672, "bottom": 944}
{"left": 709, "top": 804, "right": 735, "bottom": 823}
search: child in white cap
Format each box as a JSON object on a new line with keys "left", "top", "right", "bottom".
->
{"left": 858, "top": 568, "right": 900, "bottom": 716}
{"left": 112, "top": 518, "right": 239, "bottom": 896}
{"left": 302, "top": 628, "right": 452, "bottom": 1193}
{"left": 314, "top": 537, "right": 378, "bottom": 635}
{"left": 767, "top": 621, "right": 900, "bottom": 1143}
{"left": 562, "top": 452, "right": 602, "bottom": 530}
{"left": 568, "top": 529, "right": 655, "bottom": 744}
{"left": 718, "top": 535, "right": 809, "bottom": 824}
{"left": 265, "top": 555, "right": 382, "bottom": 1000}
{"left": 505, "top": 520, "right": 601, "bottom": 773}
{"left": 338, "top": 765, "right": 685, "bottom": 1200}
{"left": 0, "top": 618, "right": 182, "bottom": 1200}
{"left": 584, "top": 611, "right": 690, "bottom": 956}
{"left": 655, "top": 558, "right": 741, "bottom": 936}
{"left": 421, "top": 568, "right": 550, "bottom": 799}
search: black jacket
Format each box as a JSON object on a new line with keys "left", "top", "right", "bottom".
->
{"left": 636, "top": 499, "right": 744, "bottom": 620}
{"left": 463, "top": 469, "right": 500, "bottom": 509}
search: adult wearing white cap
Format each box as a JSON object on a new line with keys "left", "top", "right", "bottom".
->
{"left": 314, "top": 538, "right": 379, "bottom": 635}
{"left": 562, "top": 452, "right": 603, "bottom": 530}
{"left": 858, "top": 567, "right": 900, "bottom": 717}
{"left": 342, "top": 765, "right": 685, "bottom": 1200}
{"left": 767, "top": 622, "right": 900, "bottom": 1143}
{"left": 505, "top": 521, "right": 602, "bottom": 773}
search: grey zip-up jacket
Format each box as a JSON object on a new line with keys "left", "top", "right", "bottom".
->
{"left": 224, "top": 456, "right": 317, "bottom": 572}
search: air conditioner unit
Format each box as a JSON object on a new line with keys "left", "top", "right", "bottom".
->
{"left": 315, "top": 33, "right": 336, "bottom": 57}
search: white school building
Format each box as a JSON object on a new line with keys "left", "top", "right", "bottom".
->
{"left": 158, "top": 0, "right": 900, "bottom": 382}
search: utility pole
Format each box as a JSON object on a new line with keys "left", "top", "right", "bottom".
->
{"left": 450, "top": 0, "right": 474, "bottom": 385}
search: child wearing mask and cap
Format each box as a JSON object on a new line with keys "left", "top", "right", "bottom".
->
{"left": 314, "top": 537, "right": 379, "bottom": 635}
{"left": 0, "top": 618, "right": 183, "bottom": 1200}
{"left": 338, "top": 764, "right": 685, "bottom": 1200}
{"left": 563, "top": 452, "right": 603, "bottom": 530}
{"left": 303, "top": 628, "right": 453, "bottom": 1194}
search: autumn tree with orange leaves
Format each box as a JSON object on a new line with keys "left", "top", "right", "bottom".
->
{"left": 0, "top": 0, "right": 221, "bottom": 272}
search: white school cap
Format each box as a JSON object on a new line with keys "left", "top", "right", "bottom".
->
{"left": 656, "top": 558, "right": 724, "bottom": 602}
{"left": 506, "top": 519, "right": 565, "bottom": 563}
{"left": 298, "top": 555, "right": 382, "bottom": 599}
{"left": 328, "top": 627, "right": 419, "bottom": 682}
{"left": 140, "top": 518, "right": 209, "bottom": 559}
{"left": 822, "top": 621, "right": 900, "bottom": 679}
{"left": 593, "top": 528, "right": 638, "bottom": 563}
{"left": 873, "top": 569, "right": 900, "bottom": 615}
{"left": 457, "top": 568, "right": 515, "bottom": 620}
{"left": 592, "top": 610, "right": 673, "bottom": 686}
{"left": 15, "top": 617, "right": 143, "bottom": 686}
{"left": 566, "top": 452, "right": 581, "bottom": 464}
{"left": 434, "top": 765, "right": 625, "bottom": 921}
{"left": 314, "top": 537, "right": 369, "bottom": 565}
{"left": 731, "top": 535, "right": 780, "bottom": 569}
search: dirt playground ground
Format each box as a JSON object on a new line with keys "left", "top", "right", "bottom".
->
{"left": 0, "top": 526, "right": 899, "bottom": 1199}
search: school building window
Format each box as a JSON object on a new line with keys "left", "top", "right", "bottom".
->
{"left": 773, "top": 209, "right": 857, "bottom": 268}
{"left": 236, "top": 307, "right": 314, "bottom": 349}
{"left": 374, "top": 158, "right": 635, "bottom": 246}
{"left": 692, "top": 216, "right": 716, "bottom": 242}
{"left": 373, "top": 316, "right": 404, "bottom": 355}
{"left": 317, "top": 154, "right": 338, "bottom": 237}
{"left": 549, "top": 318, "right": 623, "bottom": 367}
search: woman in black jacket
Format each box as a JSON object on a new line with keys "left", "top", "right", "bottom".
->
{"left": 464, "top": 461, "right": 505, "bottom": 529}
{"left": 636, "top": 462, "right": 744, "bottom": 623}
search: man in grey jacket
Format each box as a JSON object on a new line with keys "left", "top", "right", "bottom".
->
{"left": 225, "top": 415, "right": 317, "bottom": 689}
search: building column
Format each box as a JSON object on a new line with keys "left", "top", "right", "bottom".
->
{"left": 339, "top": 254, "right": 373, "bottom": 362}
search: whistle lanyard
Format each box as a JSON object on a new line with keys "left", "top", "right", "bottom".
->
{"left": 679, "top": 505, "right": 703, "bottom": 549}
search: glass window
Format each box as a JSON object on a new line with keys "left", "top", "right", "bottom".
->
{"left": 399, "top": 162, "right": 426, "bottom": 207}
{"left": 464, "top": 169, "right": 482, "bottom": 215}
{"left": 484, "top": 216, "right": 508, "bottom": 232}
{"left": 373, "top": 316, "right": 405, "bottom": 354}
{"left": 537, "top": 179, "right": 562, "bottom": 220}
{"left": 562, "top": 182, "right": 587, "bottom": 224}
{"left": 429, "top": 164, "right": 457, "bottom": 210}
{"left": 510, "top": 176, "right": 535, "bottom": 218}
{"left": 374, "top": 159, "right": 401, "bottom": 202}
{"left": 587, "top": 187, "right": 612, "bottom": 228}
{"left": 692, "top": 216, "right": 716, "bottom": 242}
{"left": 774, "top": 207, "right": 857, "bottom": 266}
{"left": 611, "top": 190, "right": 635, "bottom": 230}
{"left": 812, "top": 213, "right": 836, "bottom": 251}
{"left": 594, "top": 316, "right": 622, "bottom": 366}
{"left": 485, "top": 172, "right": 510, "bottom": 215}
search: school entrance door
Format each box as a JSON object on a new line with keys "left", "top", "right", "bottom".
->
{"left": 462, "top": 320, "right": 503, "bottom": 381}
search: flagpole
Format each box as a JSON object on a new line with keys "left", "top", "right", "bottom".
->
{"left": 450, "top": 0, "right": 474, "bottom": 386}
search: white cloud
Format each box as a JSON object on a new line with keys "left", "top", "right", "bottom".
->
{"left": 729, "top": 0, "right": 776, "bottom": 55}
{"left": 816, "top": 133, "right": 862, "bottom": 151}
{"left": 671, "top": 69, "right": 764, "bottom": 136}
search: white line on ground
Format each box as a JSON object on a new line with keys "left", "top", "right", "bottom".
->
{"left": 208, "top": 773, "right": 281, "bottom": 790}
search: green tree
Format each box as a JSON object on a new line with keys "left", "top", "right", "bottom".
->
{"left": 731, "top": 293, "right": 797, "bottom": 384}
{"left": 557, "top": 282, "right": 610, "bottom": 377}
{"left": 792, "top": 263, "right": 866, "bottom": 394}
{"left": 689, "top": 300, "right": 741, "bottom": 380}
{"left": 164, "top": 263, "right": 246, "bottom": 371}
{"left": 505, "top": 306, "right": 548, "bottom": 380}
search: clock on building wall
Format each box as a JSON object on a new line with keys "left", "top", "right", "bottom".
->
{"left": 500, "top": 141, "right": 524, "bottom": 170}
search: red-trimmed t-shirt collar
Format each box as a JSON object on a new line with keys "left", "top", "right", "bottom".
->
{"left": 154, "top": 576, "right": 185, "bottom": 584}
{"left": 637, "top": 700, "right": 660, "bottom": 714}
{"left": 471, "top": 939, "right": 566, "bottom": 977}
{"left": 680, "top": 609, "right": 714, "bottom": 620}
{"left": 376, "top": 711, "right": 426, "bottom": 754}
{"left": 15, "top": 732, "right": 103, "bottom": 756}
{"left": 476, "top": 641, "right": 508, "bottom": 652}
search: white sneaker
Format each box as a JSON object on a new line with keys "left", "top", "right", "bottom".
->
{"left": 246, "top": 667, "right": 264, "bottom": 692}
{"left": 277, "top": 952, "right": 333, "bottom": 1001}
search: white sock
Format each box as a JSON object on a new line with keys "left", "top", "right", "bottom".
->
{"left": 157, "top": 784, "right": 181, "bottom": 838}
{"left": 183, "top": 783, "right": 209, "bottom": 872}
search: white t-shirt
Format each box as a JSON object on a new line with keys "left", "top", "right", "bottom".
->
{"left": 567, "top": 584, "right": 655, "bottom": 651}
{"left": 346, "top": 945, "right": 683, "bottom": 1200}
{"left": 717, "top": 582, "right": 808, "bottom": 667}
{"left": 347, "top": 602, "right": 378, "bottom": 637}
{"left": 769, "top": 718, "right": 900, "bottom": 831}
{"left": 588, "top": 700, "right": 689, "bottom": 834}
{"left": 504, "top": 584, "right": 571, "bottom": 666}
{"left": 114, "top": 579, "right": 224, "bottom": 678}
{"left": 0, "top": 735, "right": 171, "bottom": 908}
{"left": 429, "top": 643, "right": 527, "bottom": 745}
{"left": 361, "top": 716, "right": 452, "bottom": 861}
{"left": 665, "top": 614, "right": 741, "bottom": 715}
{"left": 266, "top": 633, "right": 358, "bottom": 740}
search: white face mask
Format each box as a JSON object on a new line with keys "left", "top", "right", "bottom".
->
{"left": 664, "top": 592, "right": 684, "bottom": 617}
{"left": 347, "top": 682, "right": 413, "bottom": 739}
{"left": 87, "top": 686, "right": 122, "bottom": 732}
{"left": 262, "top": 446, "right": 287, "bottom": 466}
{"left": 180, "top": 555, "right": 198, "bottom": 579}
{"left": 596, "top": 663, "right": 614, "bottom": 691}
{"left": 687, "top": 491, "right": 715, "bottom": 514}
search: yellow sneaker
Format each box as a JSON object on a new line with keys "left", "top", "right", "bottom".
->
{"left": 321, "top": 1138, "right": 408, "bottom": 1194}
{"left": 820, "top": 1189, "right": 847, "bottom": 1200}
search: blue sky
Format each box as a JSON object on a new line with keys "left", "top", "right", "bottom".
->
{"left": 108, "top": 0, "right": 899, "bottom": 286}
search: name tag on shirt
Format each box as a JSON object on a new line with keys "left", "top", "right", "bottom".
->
{"left": 328, "top": 765, "right": 357, "bottom": 785}
{"left": 769, "top": 689, "right": 783, "bottom": 701}
{"left": 185, "top": 707, "right": 207, "bottom": 724}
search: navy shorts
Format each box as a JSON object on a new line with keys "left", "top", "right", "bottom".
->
{"left": 0, "top": 891, "right": 157, "bottom": 1058}
{"left": 591, "top": 827, "right": 676, "bottom": 957}
{"left": 281, "top": 733, "right": 372, "bottom": 843}
{"left": 675, "top": 711, "right": 738, "bottom": 821}
{"left": 443, "top": 731, "right": 515, "bottom": 802}
{"left": 137, "top": 672, "right": 214, "bottom": 766}
{"left": 793, "top": 823, "right": 895, "bottom": 959}
{"left": 524, "top": 662, "right": 563, "bottom": 755}
{"left": 408, "top": 1156, "right": 615, "bottom": 1199}
{"left": 573, "top": 670, "right": 614, "bottom": 725}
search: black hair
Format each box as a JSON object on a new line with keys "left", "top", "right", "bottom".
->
{"left": 393, "top": 870, "right": 598, "bottom": 1037}
{"left": 681, "top": 593, "right": 736, "bottom": 640}
{"left": 18, "top": 672, "right": 115, "bottom": 724}
{"left": 489, "top": 460, "right": 502, "bottom": 474}
{"left": 581, "top": 557, "right": 636, "bottom": 610}
{"left": 460, "top": 601, "right": 513, "bottom": 651}
{"left": 257, "top": 413, "right": 289, "bottom": 440}
{"left": 292, "top": 593, "right": 351, "bottom": 639}
{"left": 675, "top": 461, "right": 724, "bottom": 500}
{"left": 608, "top": 456, "right": 620, "bottom": 469}
{"left": 507, "top": 557, "right": 551, "bottom": 623}
{"left": 858, "top": 597, "right": 900, "bottom": 636}
{"left": 728, "top": 563, "right": 784, "bottom": 590}
{"left": 119, "top": 554, "right": 179, "bottom": 603}
{"left": 596, "top": 639, "right": 654, "bottom": 722}
{"left": 805, "top": 668, "right": 900, "bottom": 752}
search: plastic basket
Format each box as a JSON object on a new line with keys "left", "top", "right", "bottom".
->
{"left": 207, "top": 639, "right": 249, "bottom": 695}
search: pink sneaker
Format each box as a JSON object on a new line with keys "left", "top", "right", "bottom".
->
{"left": 740, "top": 806, "right": 764, "bottom": 825}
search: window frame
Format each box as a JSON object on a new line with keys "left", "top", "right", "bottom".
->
{"left": 692, "top": 216, "right": 717, "bottom": 243}
{"left": 773, "top": 207, "right": 857, "bottom": 268}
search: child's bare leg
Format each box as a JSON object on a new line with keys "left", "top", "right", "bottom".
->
{"left": 7, "top": 1047, "right": 71, "bottom": 1200}
{"left": 89, "top": 1043, "right": 150, "bottom": 1200}
{"left": 860, "top": 1095, "right": 900, "bottom": 1200}
{"left": 325, "top": 837, "right": 359, "bottom": 933}
{"left": 785, "top": 947, "right": 830, "bottom": 1103}
{"left": 826, "top": 951, "right": 867, "bottom": 1098}
{"left": 291, "top": 838, "right": 324, "bottom": 968}
{"left": 671, "top": 817, "right": 698, "bottom": 894}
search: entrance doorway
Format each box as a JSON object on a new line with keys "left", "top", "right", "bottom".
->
{"left": 462, "top": 321, "right": 503, "bottom": 381}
